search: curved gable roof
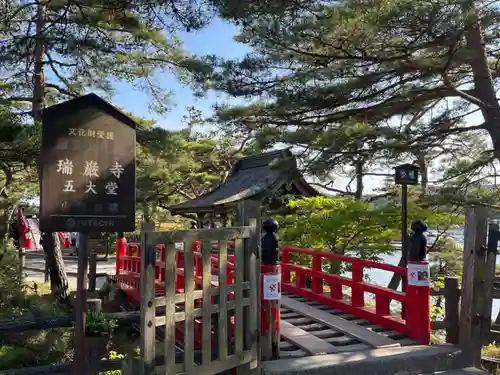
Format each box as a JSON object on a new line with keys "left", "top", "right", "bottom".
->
{"left": 169, "top": 148, "right": 319, "bottom": 214}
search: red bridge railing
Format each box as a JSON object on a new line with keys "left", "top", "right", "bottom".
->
{"left": 281, "top": 246, "right": 430, "bottom": 344}
{"left": 113, "top": 241, "right": 237, "bottom": 350}
{"left": 114, "top": 241, "right": 430, "bottom": 346}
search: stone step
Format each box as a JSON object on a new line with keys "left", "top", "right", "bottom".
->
{"left": 261, "top": 345, "right": 469, "bottom": 375}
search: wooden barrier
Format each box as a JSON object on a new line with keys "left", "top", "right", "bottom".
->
{"left": 430, "top": 277, "right": 461, "bottom": 344}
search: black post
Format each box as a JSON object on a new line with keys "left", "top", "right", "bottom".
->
{"left": 261, "top": 218, "right": 280, "bottom": 360}
{"left": 394, "top": 162, "right": 420, "bottom": 293}
{"left": 261, "top": 219, "right": 279, "bottom": 266}
{"left": 401, "top": 184, "right": 409, "bottom": 267}
{"left": 408, "top": 220, "right": 428, "bottom": 262}
{"left": 401, "top": 184, "right": 408, "bottom": 299}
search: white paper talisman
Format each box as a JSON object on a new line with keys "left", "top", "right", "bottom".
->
{"left": 263, "top": 273, "right": 281, "bottom": 300}
{"left": 407, "top": 262, "right": 430, "bottom": 286}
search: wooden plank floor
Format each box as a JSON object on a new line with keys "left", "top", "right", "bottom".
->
{"left": 278, "top": 292, "right": 417, "bottom": 358}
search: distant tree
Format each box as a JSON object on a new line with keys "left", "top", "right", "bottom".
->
{"left": 278, "top": 196, "right": 464, "bottom": 281}
{"left": 192, "top": 0, "right": 500, "bottom": 197}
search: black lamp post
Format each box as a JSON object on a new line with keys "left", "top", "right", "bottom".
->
{"left": 394, "top": 163, "right": 420, "bottom": 272}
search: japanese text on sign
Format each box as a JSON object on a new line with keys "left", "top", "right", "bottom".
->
{"left": 56, "top": 159, "right": 124, "bottom": 196}
{"left": 399, "top": 170, "right": 416, "bottom": 180}
{"left": 68, "top": 128, "right": 114, "bottom": 140}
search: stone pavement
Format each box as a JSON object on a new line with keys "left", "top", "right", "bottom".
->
{"left": 23, "top": 252, "right": 116, "bottom": 290}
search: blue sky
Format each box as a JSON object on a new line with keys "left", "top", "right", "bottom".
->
{"left": 108, "top": 18, "right": 487, "bottom": 194}
{"left": 112, "top": 19, "right": 250, "bottom": 130}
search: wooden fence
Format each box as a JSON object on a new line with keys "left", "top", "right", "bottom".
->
{"left": 430, "top": 277, "right": 460, "bottom": 344}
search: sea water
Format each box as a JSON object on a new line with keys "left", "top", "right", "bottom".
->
{"left": 369, "top": 228, "right": 500, "bottom": 321}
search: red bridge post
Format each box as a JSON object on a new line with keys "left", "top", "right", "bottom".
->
{"left": 406, "top": 260, "right": 431, "bottom": 345}
{"left": 261, "top": 264, "right": 281, "bottom": 360}
{"left": 261, "top": 219, "right": 281, "bottom": 361}
{"left": 18, "top": 207, "right": 32, "bottom": 250}
{"left": 115, "top": 233, "right": 126, "bottom": 274}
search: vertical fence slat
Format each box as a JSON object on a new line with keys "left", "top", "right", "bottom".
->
{"left": 234, "top": 238, "right": 244, "bottom": 356}
{"left": 202, "top": 239, "right": 212, "bottom": 365}
{"left": 140, "top": 233, "right": 156, "bottom": 375}
{"left": 184, "top": 242, "right": 195, "bottom": 371}
{"left": 246, "top": 216, "right": 260, "bottom": 363}
{"left": 459, "top": 206, "right": 488, "bottom": 366}
{"left": 165, "top": 242, "right": 177, "bottom": 374}
{"left": 444, "top": 277, "right": 460, "bottom": 344}
{"left": 218, "top": 240, "right": 229, "bottom": 360}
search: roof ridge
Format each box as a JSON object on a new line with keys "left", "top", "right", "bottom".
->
{"left": 235, "top": 148, "right": 293, "bottom": 171}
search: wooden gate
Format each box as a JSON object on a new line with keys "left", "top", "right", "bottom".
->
{"left": 139, "top": 226, "right": 260, "bottom": 375}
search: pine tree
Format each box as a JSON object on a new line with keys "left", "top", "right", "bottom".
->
{"left": 0, "top": 0, "right": 213, "bottom": 299}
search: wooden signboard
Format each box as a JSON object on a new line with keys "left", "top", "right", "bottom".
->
{"left": 39, "top": 94, "right": 136, "bottom": 233}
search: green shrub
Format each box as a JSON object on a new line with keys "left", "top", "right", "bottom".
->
{"left": 0, "top": 246, "right": 73, "bottom": 370}
{"left": 86, "top": 312, "right": 118, "bottom": 337}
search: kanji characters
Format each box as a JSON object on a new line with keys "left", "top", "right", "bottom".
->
{"left": 110, "top": 161, "right": 124, "bottom": 179}
{"left": 56, "top": 158, "right": 74, "bottom": 175}
{"left": 63, "top": 180, "right": 75, "bottom": 192}
{"left": 105, "top": 181, "right": 118, "bottom": 195}
{"left": 66, "top": 128, "right": 114, "bottom": 139}
{"left": 83, "top": 160, "right": 99, "bottom": 177}
{"left": 85, "top": 181, "right": 97, "bottom": 194}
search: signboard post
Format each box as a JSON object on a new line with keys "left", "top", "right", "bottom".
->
{"left": 394, "top": 163, "right": 420, "bottom": 317}
{"left": 394, "top": 163, "right": 420, "bottom": 268}
{"left": 40, "top": 94, "right": 136, "bottom": 374}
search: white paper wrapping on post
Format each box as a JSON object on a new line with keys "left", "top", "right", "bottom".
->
{"left": 407, "top": 262, "right": 430, "bottom": 286}
{"left": 263, "top": 273, "right": 281, "bottom": 300}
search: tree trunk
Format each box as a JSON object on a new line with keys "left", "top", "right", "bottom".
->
{"left": 386, "top": 254, "right": 406, "bottom": 290}
{"left": 42, "top": 232, "right": 70, "bottom": 301}
{"left": 32, "top": 0, "right": 69, "bottom": 300}
{"left": 354, "top": 158, "right": 364, "bottom": 200}
{"left": 461, "top": 1, "right": 500, "bottom": 160}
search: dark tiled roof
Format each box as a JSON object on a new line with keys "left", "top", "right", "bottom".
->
{"left": 169, "top": 148, "right": 318, "bottom": 214}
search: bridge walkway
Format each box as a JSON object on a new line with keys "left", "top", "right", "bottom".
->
{"left": 277, "top": 292, "right": 416, "bottom": 358}
{"left": 114, "top": 269, "right": 416, "bottom": 360}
